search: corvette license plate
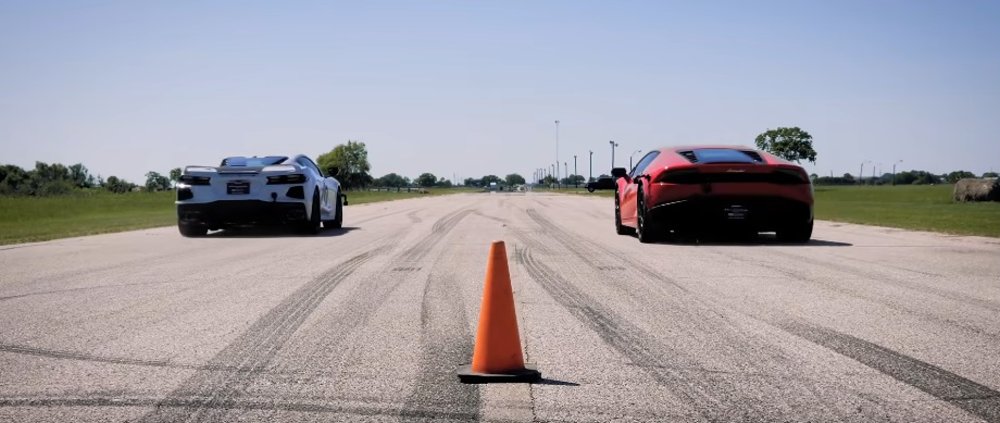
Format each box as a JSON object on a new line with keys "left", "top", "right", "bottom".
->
{"left": 227, "top": 181, "right": 250, "bottom": 195}
{"left": 724, "top": 204, "right": 748, "bottom": 220}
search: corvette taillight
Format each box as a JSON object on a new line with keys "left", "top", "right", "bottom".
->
{"left": 179, "top": 175, "right": 211, "bottom": 185}
{"left": 267, "top": 174, "right": 307, "bottom": 184}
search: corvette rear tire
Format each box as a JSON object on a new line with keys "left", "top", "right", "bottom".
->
{"left": 178, "top": 222, "right": 208, "bottom": 237}
{"left": 324, "top": 190, "right": 343, "bottom": 229}
{"left": 777, "top": 220, "right": 813, "bottom": 243}
{"left": 301, "top": 191, "right": 322, "bottom": 234}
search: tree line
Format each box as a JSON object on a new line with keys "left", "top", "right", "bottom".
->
{"left": 0, "top": 161, "right": 186, "bottom": 196}
{"left": 811, "top": 170, "right": 997, "bottom": 186}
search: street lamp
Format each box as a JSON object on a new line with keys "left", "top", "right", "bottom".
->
{"left": 859, "top": 160, "right": 871, "bottom": 185}
{"left": 892, "top": 160, "right": 903, "bottom": 186}
{"left": 588, "top": 150, "right": 593, "bottom": 182}
{"left": 564, "top": 162, "right": 567, "bottom": 183}
{"left": 609, "top": 140, "right": 619, "bottom": 168}
{"left": 629, "top": 149, "right": 643, "bottom": 170}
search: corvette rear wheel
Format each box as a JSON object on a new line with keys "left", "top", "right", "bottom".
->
{"left": 301, "top": 191, "right": 322, "bottom": 234}
{"left": 636, "top": 187, "right": 656, "bottom": 243}
{"left": 178, "top": 222, "right": 207, "bottom": 237}
{"left": 324, "top": 190, "right": 343, "bottom": 229}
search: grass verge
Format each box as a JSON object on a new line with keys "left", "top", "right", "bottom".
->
{"left": 542, "top": 185, "right": 1000, "bottom": 238}
{"left": 0, "top": 188, "right": 474, "bottom": 245}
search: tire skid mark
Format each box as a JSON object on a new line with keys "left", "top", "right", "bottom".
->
{"left": 0, "top": 279, "right": 185, "bottom": 302}
{"left": 407, "top": 210, "right": 423, "bottom": 224}
{"left": 251, "top": 207, "right": 476, "bottom": 421}
{"left": 526, "top": 205, "right": 1000, "bottom": 420}
{"left": 517, "top": 207, "right": 922, "bottom": 421}
{"left": 513, "top": 245, "right": 730, "bottom": 422}
{"left": 136, "top": 246, "right": 388, "bottom": 423}
{"left": 525, "top": 208, "right": 696, "bottom": 297}
{"left": 0, "top": 395, "right": 478, "bottom": 420}
{"left": 766, "top": 248, "right": 1000, "bottom": 313}
{"left": 398, "top": 272, "right": 479, "bottom": 421}
{"left": 779, "top": 322, "right": 1000, "bottom": 423}
{"left": 705, "top": 248, "right": 1000, "bottom": 339}
{"left": 0, "top": 344, "right": 232, "bottom": 372}
{"left": 399, "top": 209, "right": 474, "bottom": 263}
{"left": 352, "top": 207, "right": 413, "bottom": 225}
{"left": 472, "top": 210, "right": 509, "bottom": 224}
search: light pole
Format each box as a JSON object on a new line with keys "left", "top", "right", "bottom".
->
{"left": 892, "top": 160, "right": 903, "bottom": 186}
{"left": 554, "top": 120, "right": 560, "bottom": 183}
{"left": 564, "top": 162, "right": 567, "bottom": 183}
{"left": 859, "top": 161, "right": 870, "bottom": 185}
{"left": 588, "top": 150, "right": 593, "bottom": 182}
{"left": 573, "top": 155, "right": 578, "bottom": 187}
{"left": 609, "top": 140, "right": 619, "bottom": 168}
{"left": 629, "top": 149, "right": 643, "bottom": 170}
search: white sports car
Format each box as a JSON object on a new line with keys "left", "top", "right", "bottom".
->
{"left": 175, "top": 155, "right": 345, "bottom": 236}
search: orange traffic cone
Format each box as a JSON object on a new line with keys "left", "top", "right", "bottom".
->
{"left": 457, "top": 241, "right": 541, "bottom": 383}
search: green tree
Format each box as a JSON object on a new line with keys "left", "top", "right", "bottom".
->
{"left": 463, "top": 177, "right": 480, "bottom": 187}
{"left": 415, "top": 173, "right": 438, "bottom": 187}
{"left": 754, "top": 127, "right": 817, "bottom": 164}
{"left": 145, "top": 171, "right": 171, "bottom": 191}
{"left": 317, "top": 141, "right": 372, "bottom": 190}
{"left": 945, "top": 170, "right": 976, "bottom": 183}
{"left": 984, "top": 171, "right": 998, "bottom": 178}
{"left": 504, "top": 173, "right": 526, "bottom": 186}
{"left": 481, "top": 175, "right": 502, "bottom": 186}
{"left": 376, "top": 172, "right": 408, "bottom": 187}
{"left": 169, "top": 168, "right": 183, "bottom": 185}
{"left": 0, "top": 164, "right": 29, "bottom": 195}
{"left": 104, "top": 176, "right": 135, "bottom": 193}
{"left": 436, "top": 177, "right": 453, "bottom": 188}
{"left": 68, "top": 163, "right": 92, "bottom": 188}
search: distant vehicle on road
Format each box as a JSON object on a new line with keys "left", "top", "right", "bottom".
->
{"left": 586, "top": 176, "right": 616, "bottom": 192}
{"left": 175, "top": 155, "right": 344, "bottom": 236}
{"left": 613, "top": 146, "right": 813, "bottom": 243}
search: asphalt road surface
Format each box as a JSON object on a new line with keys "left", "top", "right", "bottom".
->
{"left": 2, "top": 192, "right": 999, "bottom": 422}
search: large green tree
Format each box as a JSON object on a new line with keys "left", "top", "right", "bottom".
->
{"left": 145, "top": 171, "right": 171, "bottom": 191}
{"left": 317, "top": 141, "right": 372, "bottom": 190}
{"left": 481, "top": 175, "right": 502, "bottom": 186}
{"left": 415, "top": 173, "right": 438, "bottom": 187}
{"left": 504, "top": 173, "right": 526, "bottom": 186}
{"left": 376, "top": 172, "right": 408, "bottom": 187}
{"left": 754, "top": 127, "right": 817, "bottom": 164}
{"left": 946, "top": 170, "right": 976, "bottom": 183}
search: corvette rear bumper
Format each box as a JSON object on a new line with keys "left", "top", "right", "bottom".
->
{"left": 647, "top": 195, "right": 811, "bottom": 232}
{"left": 177, "top": 200, "right": 307, "bottom": 227}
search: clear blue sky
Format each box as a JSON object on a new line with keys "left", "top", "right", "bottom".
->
{"left": 2, "top": 0, "right": 998, "bottom": 183}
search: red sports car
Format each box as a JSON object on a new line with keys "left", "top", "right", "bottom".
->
{"left": 612, "top": 145, "right": 814, "bottom": 243}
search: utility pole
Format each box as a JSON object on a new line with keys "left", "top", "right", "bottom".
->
{"left": 564, "top": 162, "right": 567, "bottom": 184}
{"left": 892, "top": 160, "right": 903, "bottom": 186}
{"left": 588, "top": 150, "right": 593, "bottom": 182}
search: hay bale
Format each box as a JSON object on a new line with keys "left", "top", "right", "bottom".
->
{"left": 953, "top": 178, "right": 1000, "bottom": 202}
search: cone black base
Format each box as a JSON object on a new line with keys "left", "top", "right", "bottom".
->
{"left": 457, "top": 363, "right": 541, "bottom": 384}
